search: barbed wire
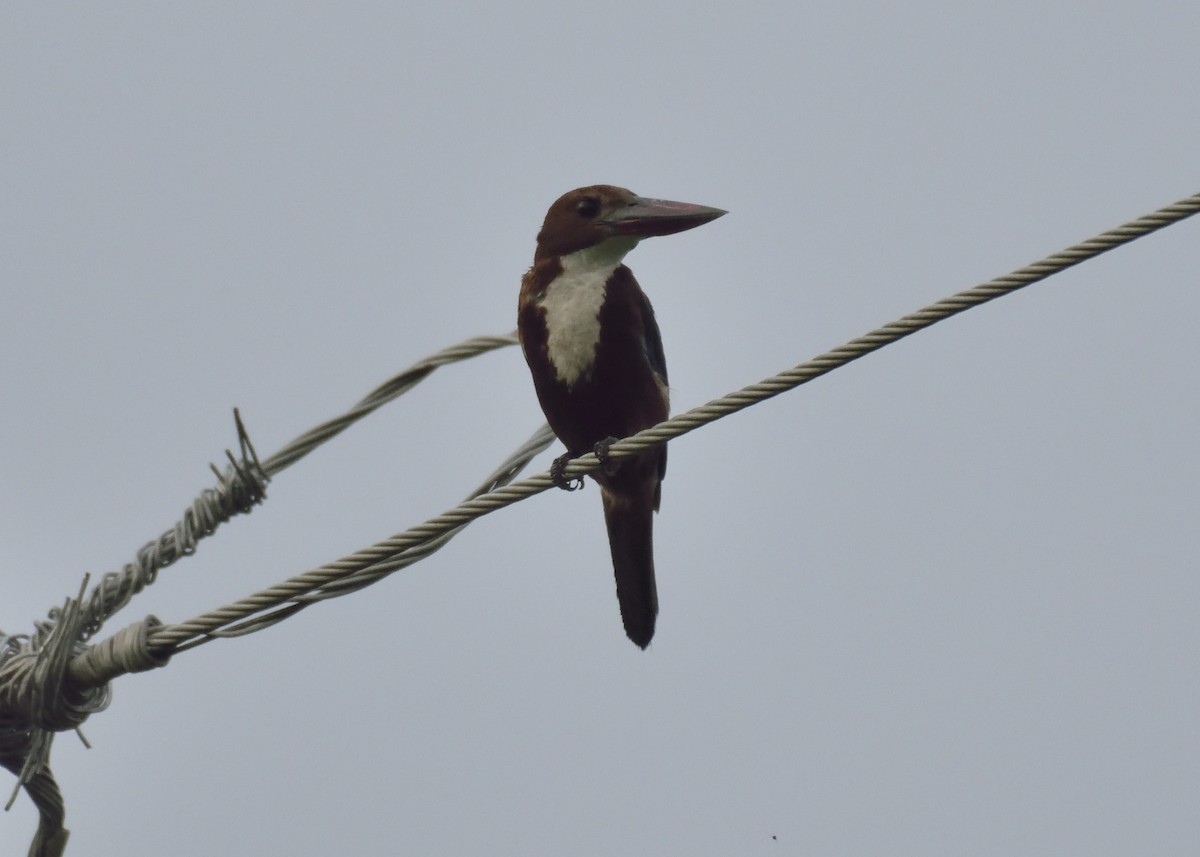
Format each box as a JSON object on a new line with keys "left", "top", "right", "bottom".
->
{"left": 153, "top": 423, "right": 557, "bottom": 650}
{"left": 70, "top": 334, "right": 519, "bottom": 644}
{"left": 2, "top": 332, "right": 526, "bottom": 852}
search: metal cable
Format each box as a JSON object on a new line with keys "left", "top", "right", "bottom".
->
{"left": 131, "top": 189, "right": 1200, "bottom": 656}
{"left": 71, "top": 335, "right": 518, "bottom": 642}
{"left": 262, "top": 333, "right": 519, "bottom": 475}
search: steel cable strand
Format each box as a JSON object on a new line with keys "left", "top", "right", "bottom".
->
{"left": 126, "top": 190, "right": 1200, "bottom": 658}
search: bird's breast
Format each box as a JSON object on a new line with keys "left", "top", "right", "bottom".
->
{"left": 537, "top": 264, "right": 613, "bottom": 387}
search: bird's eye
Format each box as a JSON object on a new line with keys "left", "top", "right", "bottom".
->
{"left": 576, "top": 197, "right": 600, "bottom": 219}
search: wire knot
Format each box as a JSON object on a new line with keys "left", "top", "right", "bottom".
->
{"left": 1, "top": 576, "right": 113, "bottom": 854}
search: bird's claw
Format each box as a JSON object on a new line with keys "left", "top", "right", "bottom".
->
{"left": 594, "top": 436, "right": 621, "bottom": 476}
{"left": 550, "top": 452, "right": 585, "bottom": 491}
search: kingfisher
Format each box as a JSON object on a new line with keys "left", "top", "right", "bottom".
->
{"left": 517, "top": 185, "right": 726, "bottom": 648}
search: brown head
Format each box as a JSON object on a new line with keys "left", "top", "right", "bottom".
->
{"left": 533, "top": 184, "right": 726, "bottom": 263}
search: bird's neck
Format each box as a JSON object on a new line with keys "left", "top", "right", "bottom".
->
{"left": 553, "top": 236, "right": 640, "bottom": 271}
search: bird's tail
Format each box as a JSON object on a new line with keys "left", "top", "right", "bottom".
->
{"left": 601, "top": 482, "right": 660, "bottom": 648}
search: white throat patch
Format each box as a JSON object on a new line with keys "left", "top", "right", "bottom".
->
{"left": 540, "top": 237, "right": 638, "bottom": 386}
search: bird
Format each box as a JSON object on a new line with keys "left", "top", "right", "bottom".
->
{"left": 517, "top": 185, "right": 726, "bottom": 648}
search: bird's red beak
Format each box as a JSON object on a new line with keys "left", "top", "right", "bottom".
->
{"left": 602, "top": 196, "right": 727, "bottom": 238}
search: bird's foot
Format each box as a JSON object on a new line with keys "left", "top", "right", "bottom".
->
{"left": 550, "top": 452, "right": 585, "bottom": 492}
{"left": 594, "top": 436, "right": 621, "bottom": 476}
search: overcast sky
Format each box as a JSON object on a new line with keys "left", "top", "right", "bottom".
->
{"left": 4, "top": 3, "right": 1200, "bottom": 855}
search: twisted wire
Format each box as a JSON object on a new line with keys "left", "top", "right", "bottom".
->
{"left": 155, "top": 424, "right": 557, "bottom": 650}
{"left": 76, "top": 413, "right": 267, "bottom": 641}
{"left": 263, "top": 333, "right": 518, "bottom": 475}
{"left": 132, "top": 189, "right": 1200, "bottom": 656}
{"left": 72, "top": 336, "right": 518, "bottom": 643}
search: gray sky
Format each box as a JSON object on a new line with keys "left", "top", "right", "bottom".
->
{"left": 4, "top": 2, "right": 1200, "bottom": 854}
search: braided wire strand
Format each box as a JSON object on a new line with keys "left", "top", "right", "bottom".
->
{"left": 133, "top": 190, "right": 1200, "bottom": 656}
{"left": 263, "top": 333, "right": 518, "bottom": 475}
{"left": 72, "top": 335, "right": 519, "bottom": 642}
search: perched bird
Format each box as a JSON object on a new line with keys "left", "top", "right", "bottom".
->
{"left": 517, "top": 185, "right": 726, "bottom": 648}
